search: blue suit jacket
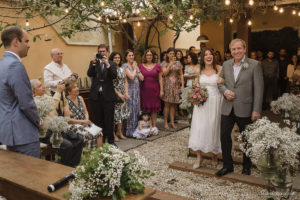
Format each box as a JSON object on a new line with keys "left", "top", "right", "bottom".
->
{"left": 0, "top": 51, "right": 40, "bottom": 146}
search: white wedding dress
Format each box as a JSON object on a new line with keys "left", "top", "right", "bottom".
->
{"left": 188, "top": 74, "right": 222, "bottom": 154}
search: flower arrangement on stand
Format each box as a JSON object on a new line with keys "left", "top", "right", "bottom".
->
{"left": 45, "top": 116, "right": 68, "bottom": 148}
{"left": 34, "top": 95, "right": 55, "bottom": 138}
{"left": 239, "top": 117, "right": 300, "bottom": 196}
{"left": 66, "top": 143, "right": 154, "bottom": 200}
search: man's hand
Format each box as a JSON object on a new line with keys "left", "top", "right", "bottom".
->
{"left": 102, "top": 56, "right": 110, "bottom": 67}
{"left": 225, "top": 90, "right": 235, "bottom": 101}
{"left": 251, "top": 112, "right": 261, "bottom": 121}
{"left": 57, "top": 82, "right": 66, "bottom": 93}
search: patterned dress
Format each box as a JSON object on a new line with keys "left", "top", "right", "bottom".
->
{"left": 184, "top": 65, "right": 200, "bottom": 87}
{"left": 161, "top": 61, "right": 182, "bottom": 103}
{"left": 113, "top": 67, "right": 130, "bottom": 124}
{"left": 66, "top": 96, "right": 102, "bottom": 148}
{"left": 123, "top": 64, "right": 140, "bottom": 137}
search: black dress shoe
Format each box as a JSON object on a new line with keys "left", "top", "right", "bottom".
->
{"left": 242, "top": 168, "right": 251, "bottom": 175}
{"left": 109, "top": 142, "right": 118, "bottom": 148}
{"left": 215, "top": 167, "right": 233, "bottom": 177}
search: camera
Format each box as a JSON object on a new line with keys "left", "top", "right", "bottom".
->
{"left": 96, "top": 53, "right": 104, "bottom": 59}
{"left": 59, "top": 81, "right": 69, "bottom": 87}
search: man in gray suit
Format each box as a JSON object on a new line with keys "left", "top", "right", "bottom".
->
{"left": 216, "top": 38, "right": 263, "bottom": 176}
{"left": 0, "top": 26, "right": 42, "bottom": 158}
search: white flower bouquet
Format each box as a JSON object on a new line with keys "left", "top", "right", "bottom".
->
{"left": 45, "top": 116, "right": 68, "bottom": 148}
{"left": 180, "top": 87, "right": 193, "bottom": 114}
{"left": 66, "top": 144, "right": 154, "bottom": 200}
{"left": 239, "top": 117, "right": 300, "bottom": 177}
{"left": 34, "top": 94, "right": 55, "bottom": 138}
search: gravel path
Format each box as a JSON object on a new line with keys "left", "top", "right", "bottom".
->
{"left": 128, "top": 126, "right": 300, "bottom": 200}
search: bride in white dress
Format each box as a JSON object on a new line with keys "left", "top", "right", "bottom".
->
{"left": 188, "top": 47, "right": 223, "bottom": 169}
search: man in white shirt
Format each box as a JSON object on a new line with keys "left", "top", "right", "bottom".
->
{"left": 43, "top": 48, "right": 73, "bottom": 92}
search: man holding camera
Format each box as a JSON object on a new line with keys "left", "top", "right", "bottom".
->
{"left": 87, "top": 44, "right": 117, "bottom": 146}
{"left": 44, "top": 48, "right": 74, "bottom": 93}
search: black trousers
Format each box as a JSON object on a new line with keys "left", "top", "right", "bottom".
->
{"left": 263, "top": 77, "right": 278, "bottom": 107}
{"left": 40, "top": 130, "right": 83, "bottom": 167}
{"left": 92, "top": 93, "right": 115, "bottom": 144}
{"left": 221, "top": 110, "right": 252, "bottom": 169}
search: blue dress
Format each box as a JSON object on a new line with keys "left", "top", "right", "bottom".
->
{"left": 123, "top": 64, "right": 140, "bottom": 137}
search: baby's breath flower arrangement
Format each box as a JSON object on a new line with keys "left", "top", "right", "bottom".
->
{"left": 67, "top": 144, "right": 154, "bottom": 200}
{"left": 45, "top": 116, "right": 68, "bottom": 148}
{"left": 180, "top": 87, "right": 193, "bottom": 114}
{"left": 34, "top": 94, "right": 55, "bottom": 138}
{"left": 239, "top": 117, "right": 300, "bottom": 187}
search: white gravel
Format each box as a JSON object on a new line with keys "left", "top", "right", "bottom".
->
{"left": 128, "top": 126, "right": 300, "bottom": 200}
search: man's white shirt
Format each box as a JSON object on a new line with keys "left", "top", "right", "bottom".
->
{"left": 43, "top": 61, "right": 72, "bottom": 91}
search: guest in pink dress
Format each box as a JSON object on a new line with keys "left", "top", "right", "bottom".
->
{"left": 139, "top": 49, "right": 163, "bottom": 128}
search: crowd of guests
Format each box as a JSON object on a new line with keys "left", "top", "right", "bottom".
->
{"left": 1, "top": 25, "right": 299, "bottom": 175}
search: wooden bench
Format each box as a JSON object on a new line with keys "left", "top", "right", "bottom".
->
{"left": 0, "top": 150, "right": 155, "bottom": 200}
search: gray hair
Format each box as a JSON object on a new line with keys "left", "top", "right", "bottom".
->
{"left": 30, "top": 79, "right": 39, "bottom": 92}
{"left": 229, "top": 38, "right": 246, "bottom": 50}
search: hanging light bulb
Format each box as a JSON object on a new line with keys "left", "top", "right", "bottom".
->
{"left": 298, "top": 11, "right": 300, "bottom": 16}
{"left": 65, "top": 8, "right": 69, "bottom": 13}
{"left": 169, "top": 14, "right": 173, "bottom": 20}
{"left": 100, "top": 1, "right": 105, "bottom": 6}
{"left": 274, "top": 5, "right": 278, "bottom": 11}
{"left": 136, "top": 9, "right": 140, "bottom": 15}
{"left": 142, "top": 16, "right": 146, "bottom": 20}
{"left": 137, "top": 21, "right": 141, "bottom": 27}
{"left": 106, "top": 18, "right": 110, "bottom": 23}
{"left": 279, "top": 8, "right": 284, "bottom": 13}
{"left": 229, "top": 18, "right": 233, "bottom": 23}
{"left": 25, "top": 20, "right": 30, "bottom": 27}
{"left": 249, "top": 0, "right": 254, "bottom": 6}
{"left": 225, "top": 0, "right": 230, "bottom": 6}
{"left": 122, "top": 19, "right": 127, "bottom": 23}
{"left": 119, "top": 15, "right": 122, "bottom": 20}
{"left": 292, "top": 10, "right": 296, "bottom": 15}
{"left": 248, "top": 20, "right": 252, "bottom": 26}
{"left": 97, "top": 16, "right": 102, "bottom": 20}
{"left": 189, "top": 15, "right": 194, "bottom": 20}
{"left": 113, "top": 11, "right": 117, "bottom": 16}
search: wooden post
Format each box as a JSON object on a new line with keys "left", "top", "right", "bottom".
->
{"left": 224, "top": 18, "right": 232, "bottom": 54}
{"left": 236, "top": 14, "right": 251, "bottom": 53}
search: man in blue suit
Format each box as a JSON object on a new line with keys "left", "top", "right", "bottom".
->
{"left": 0, "top": 26, "right": 42, "bottom": 158}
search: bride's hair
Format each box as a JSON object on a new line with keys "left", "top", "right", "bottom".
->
{"left": 200, "top": 47, "right": 218, "bottom": 73}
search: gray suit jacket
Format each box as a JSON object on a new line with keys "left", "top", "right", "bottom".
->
{"left": 218, "top": 56, "right": 264, "bottom": 117}
{"left": 0, "top": 52, "right": 40, "bottom": 146}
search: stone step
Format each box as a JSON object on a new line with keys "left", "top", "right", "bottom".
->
{"left": 148, "top": 190, "right": 195, "bottom": 200}
{"left": 169, "top": 161, "right": 300, "bottom": 192}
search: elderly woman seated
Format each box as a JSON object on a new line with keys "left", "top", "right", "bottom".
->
{"left": 30, "top": 79, "right": 83, "bottom": 167}
{"left": 64, "top": 79, "right": 103, "bottom": 148}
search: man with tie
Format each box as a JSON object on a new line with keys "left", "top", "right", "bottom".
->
{"left": 216, "top": 38, "right": 264, "bottom": 176}
{"left": 0, "top": 26, "right": 43, "bottom": 158}
{"left": 87, "top": 44, "right": 117, "bottom": 146}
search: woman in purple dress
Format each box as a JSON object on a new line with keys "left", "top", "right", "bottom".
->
{"left": 123, "top": 49, "right": 144, "bottom": 137}
{"left": 139, "top": 49, "right": 163, "bottom": 128}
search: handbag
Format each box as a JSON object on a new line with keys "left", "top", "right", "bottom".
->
{"left": 84, "top": 123, "right": 102, "bottom": 136}
{"left": 115, "top": 95, "right": 124, "bottom": 103}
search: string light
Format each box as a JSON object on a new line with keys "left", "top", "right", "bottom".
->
{"left": 100, "top": 1, "right": 105, "bottom": 6}
{"left": 25, "top": 20, "right": 29, "bottom": 27}
{"left": 247, "top": 20, "right": 252, "bottom": 26}
{"left": 122, "top": 19, "right": 127, "bottom": 23}
{"left": 169, "top": 14, "right": 173, "bottom": 20}
{"left": 113, "top": 11, "right": 117, "bottom": 16}
{"left": 298, "top": 11, "right": 300, "bottom": 16}
{"left": 65, "top": 8, "right": 69, "bottom": 13}
{"left": 136, "top": 9, "right": 140, "bottom": 14}
{"left": 137, "top": 21, "right": 141, "bottom": 27}
{"left": 274, "top": 5, "right": 278, "bottom": 11}
{"left": 225, "top": 0, "right": 230, "bottom": 6}
{"left": 119, "top": 15, "right": 122, "bottom": 20}
{"left": 292, "top": 10, "right": 296, "bottom": 15}
{"left": 142, "top": 16, "right": 146, "bottom": 20}
{"left": 189, "top": 15, "right": 194, "bottom": 20}
{"left": 249, "top": 0, "right": 254, "bottom": 6}
{"left": 106, "top": 18, "right": 110, "bottom": 23}
{"left": 229, "top": 18, "right": 233, "bottom": 23}
{"left": 279, "top": 8, "right": 284, "bottom": 13}
{"left": 97, "top": 16, "right": 102, "bottom": 20}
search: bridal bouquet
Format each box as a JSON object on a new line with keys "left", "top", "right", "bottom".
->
{"left": 189, "top": 85, "right": 208, "bottom": 106}
{"left": 66, "top": 144, "right": 154, "bottom": 200}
